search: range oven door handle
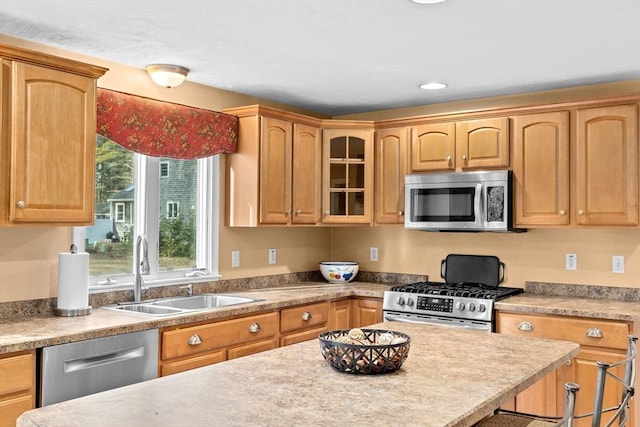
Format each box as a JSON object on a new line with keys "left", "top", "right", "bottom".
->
{"left": 384, "top": 312, "right": 491, "bottom": 332}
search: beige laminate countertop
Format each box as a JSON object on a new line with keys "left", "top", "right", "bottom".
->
{"left": 495, "top": 293, "right": 640, "bottom": 322}
{"left": 0, "top": 282, "right": 390, "bottom": 354}
{"left": 17, "top": 321, "right": 580, "bottom": 427}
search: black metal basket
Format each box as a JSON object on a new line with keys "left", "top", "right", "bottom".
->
{"left": 318, "top": 329, "right": 410, "bottom": 375}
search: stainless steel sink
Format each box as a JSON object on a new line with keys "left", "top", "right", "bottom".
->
{"left": 102, "top": 294, "right": 263, "bottom": 317}
{"left": 149, "top": 295, "right": 258, "bottom": 310}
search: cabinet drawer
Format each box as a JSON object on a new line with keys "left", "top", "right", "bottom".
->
{"left": 0, "top": 394, "right": 34, "bottom": 427}
{"left": 160, "top": 350, "right": 225, "bottom": 376}
{"left": 497, "top": 312, "right": 630, "bottom": 350}
{"left": 227, "top": 338, "right": 278, "bottom": 360}
{"left": 280, "top": 302, "right": 329, "bottom": 333}
{"left": 162, "top": 312, "right": 279, "bottom": 360}
{"left": 0, "top": 351, "right": 34, "bottom": 396}
{"left": 280, "top": 325, "right": 328, "bottom": 347}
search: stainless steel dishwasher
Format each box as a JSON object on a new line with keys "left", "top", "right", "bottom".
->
{"left": 40, "top": 329, "right": 158, "bottom": 406}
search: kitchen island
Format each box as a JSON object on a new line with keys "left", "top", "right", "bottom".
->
{"left": 18, "top": 321, "right": 579, "bottom": 427}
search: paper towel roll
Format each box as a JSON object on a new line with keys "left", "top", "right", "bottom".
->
{"left": 57, "top": 252, "right": 90, "bottom": 310}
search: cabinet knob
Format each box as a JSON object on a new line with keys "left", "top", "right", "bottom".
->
{"left": 445, "top": 155, "right": 452, "bottom": 164}
{"left": 586, "top": 327, "right": 603, "bottom": 338}
{"left": 295, "top": 209, "right": 301, "bottom": 216}
{"left": 249, "top": 322, "right": 262, "bottom": 333}
{"left": 17, "top": 200, "right": 26, "bottom": 209}
{"left": 398, "top": 211, "right": 404, "bottom": 216}
{"left": 559, "top": 209, "right": 566, "bottom": 215}
{"left": 285, "top": 209, "right": 291, "bottom": 217}
{"left": 324, "top": 210, "right": 330, "bottom": 216}
{"left": 302, "top": 311, "right": 312, "bottom": 321}
{"left": 578, "top": 210, "right": 585, "bottom": 215}
{"left": 518, "top": 321, "right": 534, "bottom": 331}
{"left": 188, "top": 334, "right": 203, "bottom": 346}
{"left": 461, "top": 154, "right": 467, "bottom": 162}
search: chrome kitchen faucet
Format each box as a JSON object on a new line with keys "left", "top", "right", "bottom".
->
{"left": 133, "top": 234, "right": 150, "bottom": 302}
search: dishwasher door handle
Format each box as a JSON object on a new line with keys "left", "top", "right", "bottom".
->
{"left": 64, "top": 346, "right": 146, "bottom": 373}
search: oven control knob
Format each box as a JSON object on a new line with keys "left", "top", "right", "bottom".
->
{"left": 456, "top": 301, "right": 465, "bottom": 311}
{"left": 406, "top": 298, "right": 414, "bottom": 307}
{"left": 468, "top": 303, "right": 476, "bottom": 312}
{"left": 396, "top": 296, "right": 405, "bottom": 306}
{"left": 478, "top": 304, "right": 487, "bottom": 313}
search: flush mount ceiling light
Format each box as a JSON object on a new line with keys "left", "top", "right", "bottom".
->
{"left": 410, "top": 0, "right": 447, "bottom": 4}
{"left": 419, "top": 82, "right": 448, "bottom": 90}
{"left": 145, "top": 64, "right": 190, "bottom": 88}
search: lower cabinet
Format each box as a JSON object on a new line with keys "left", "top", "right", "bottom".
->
{"left": 496, "top": 311, "right": 633, "bottom": 427}
{"left": 280, "top": 302, "right": 329, "bottom": 346}
{"left": 159, "top": 311, "right": 279, "bottom": 376}
{"left": 329, "top": 299, "right": 352, "bottom": 330}
{"left": 351, "top": 298, "right": 383, "bottom": 328}
{"left": 0, "top": 350, "right": 35, "bottom": 427}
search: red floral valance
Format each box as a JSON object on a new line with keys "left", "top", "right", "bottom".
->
{"left": 96, "top": 88, "right": 238, "bottom": 159}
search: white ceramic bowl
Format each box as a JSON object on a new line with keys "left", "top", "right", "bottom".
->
{"left": 319, "top": 261, "right": 359, "bottom": 284}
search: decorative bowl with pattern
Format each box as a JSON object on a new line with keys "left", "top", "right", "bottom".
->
{"left": 319, "top": 261, "right": 359, "bottom": 283}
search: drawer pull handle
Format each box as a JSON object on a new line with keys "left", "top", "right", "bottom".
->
{"left": 586, "top": 327, "right": 603, "bottom": 338}
{"left": 302, "top": 311, "right": 312, "bottom": 321}
{"left": 518, "top": 321, "right": 534, "bottom": 332}
{"left": 249, "top": 323, "right": 261, "bottom": 333}
{"left": 188, "top": 334, "right": 203, "bottom": 346}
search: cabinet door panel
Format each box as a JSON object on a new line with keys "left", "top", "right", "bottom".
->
{"left": 375, "top": 128, "right": 408, "bottom": 224}
{"left": 456, "top": 118, "right": 509, "bottom": 170}
{"left": 410, "top": 123, "right": 455, "bottom": 172}
{"left": 351, "top": 298, "right": 382, "bottom": 328}
{"left": 260, "top": 117, "right": 292, "bottom": 224}
{"left": 576, "top": 104, "right": 638, "bottom": 226}
{"left": 291, "top": 123, "right": 320, "bottom": 224}
{"left": 512, "top": 112, "right": 570, "bottom": 226}
{"left": 10, "top": 62, "right": 95, "bottom": 223}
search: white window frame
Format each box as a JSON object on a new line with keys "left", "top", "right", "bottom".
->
{"left": 160, "top": 161, "right": 169, "bottom": 178}
{"left": 74, "top": 155, "right": 221, "bottom": 292}
{"left": 115, "top": 203, "right": 125, "bottom": 222}
{"left": 166, "top": 201, "right": 179, "bottom": 219}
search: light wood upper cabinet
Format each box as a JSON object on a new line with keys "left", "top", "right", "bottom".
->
{"left": 224, "top": 105, "right": 321, "bottom": 226}
{"left": 0, "top": 45, "right": 107, "bottom": 226}
{"left": 456, "top": 117, "right": 509, "bottom": 170}
{"left": 375, "top": 127, "right": 409, "bottom": 224}
{"left": 322, "top": 124, "right": 374, "bottom": 224}
{"left": 512, "top": 111, "right": 570, "bottom": 227}
{"left": 410, "top": 117, "right": 509, "bottom": 172}
{"left": 575, "top": 104, "right": 638, "bottom": 226}
{"left": 410, "top": 122, "right": 456, "bottom": 171}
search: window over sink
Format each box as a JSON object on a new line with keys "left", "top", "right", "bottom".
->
{"left": 74, "top": 135, "right": 220, "bottom": 291}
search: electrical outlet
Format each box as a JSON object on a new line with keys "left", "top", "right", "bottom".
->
{"left": 612, "top": 255, "right": 625, "bottom": 274}
{"left": 231, "top": 250, "right": 240, "bottom": 268}
{"left": 268, "top": 248, "right": 276, "bottom": 265}
{"left": 370, "top": 247, "right": 378, "bottom": 262}
{"left": 565, "top": 253, "right": 577, "bottom": 271}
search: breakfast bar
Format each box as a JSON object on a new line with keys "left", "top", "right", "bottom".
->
{"left": 18, "top": 321, "right": 580, "bottom": 427}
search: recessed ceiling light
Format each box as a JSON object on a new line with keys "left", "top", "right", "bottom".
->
{"left": 410, "top": 0, "right": 447, "bottom": 4}
{"left": 419, "top": 82, "right": 448, "bottom": 90}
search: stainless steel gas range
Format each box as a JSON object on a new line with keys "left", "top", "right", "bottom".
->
{"left": 383, "top": 254, "right": 523, "bottom": 332}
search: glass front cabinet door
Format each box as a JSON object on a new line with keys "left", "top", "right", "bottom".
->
{"left": 321, "top": 125, "right": 374, "bottom": 224}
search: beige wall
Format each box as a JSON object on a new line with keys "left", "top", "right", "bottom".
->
{"left": 1, "top": 35, "right": 639, "bottom": 304}
{"left": 331, "top": 227, "right": 640, "bottom": 288}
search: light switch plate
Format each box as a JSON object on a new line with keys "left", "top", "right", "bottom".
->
{"left": 231, "top": 251, "right": 240, "bottom": 268}
{"left": 370, "top": 247, "right": 378, "bottom": 262}
{"left": 565, "top": 253, "right": 577, "bottom": 271}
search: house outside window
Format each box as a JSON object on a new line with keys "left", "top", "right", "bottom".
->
{"left": 115, "top": 203, "right": 125, "bottom": 222}
{"left": 167, "top": 201, "right": 179, "bottom": 219}
{"left": 160, "top": 161, "right": 169, "bottom": 178}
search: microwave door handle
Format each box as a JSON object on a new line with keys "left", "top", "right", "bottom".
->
{"left": 475, "top": 183, "right": 484, "bottom": 225}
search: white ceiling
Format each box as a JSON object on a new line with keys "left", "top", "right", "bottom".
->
{"left": 1, "top": 0, "right": 639, "bottom": 115}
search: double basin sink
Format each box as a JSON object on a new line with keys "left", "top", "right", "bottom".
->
{"left": 103, "top": 294, "right": 263, "bottom": 317}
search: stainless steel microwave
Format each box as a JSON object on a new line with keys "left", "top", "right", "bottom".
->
{"left": 404, "top": 170, "right": 524, "bottom": 232}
